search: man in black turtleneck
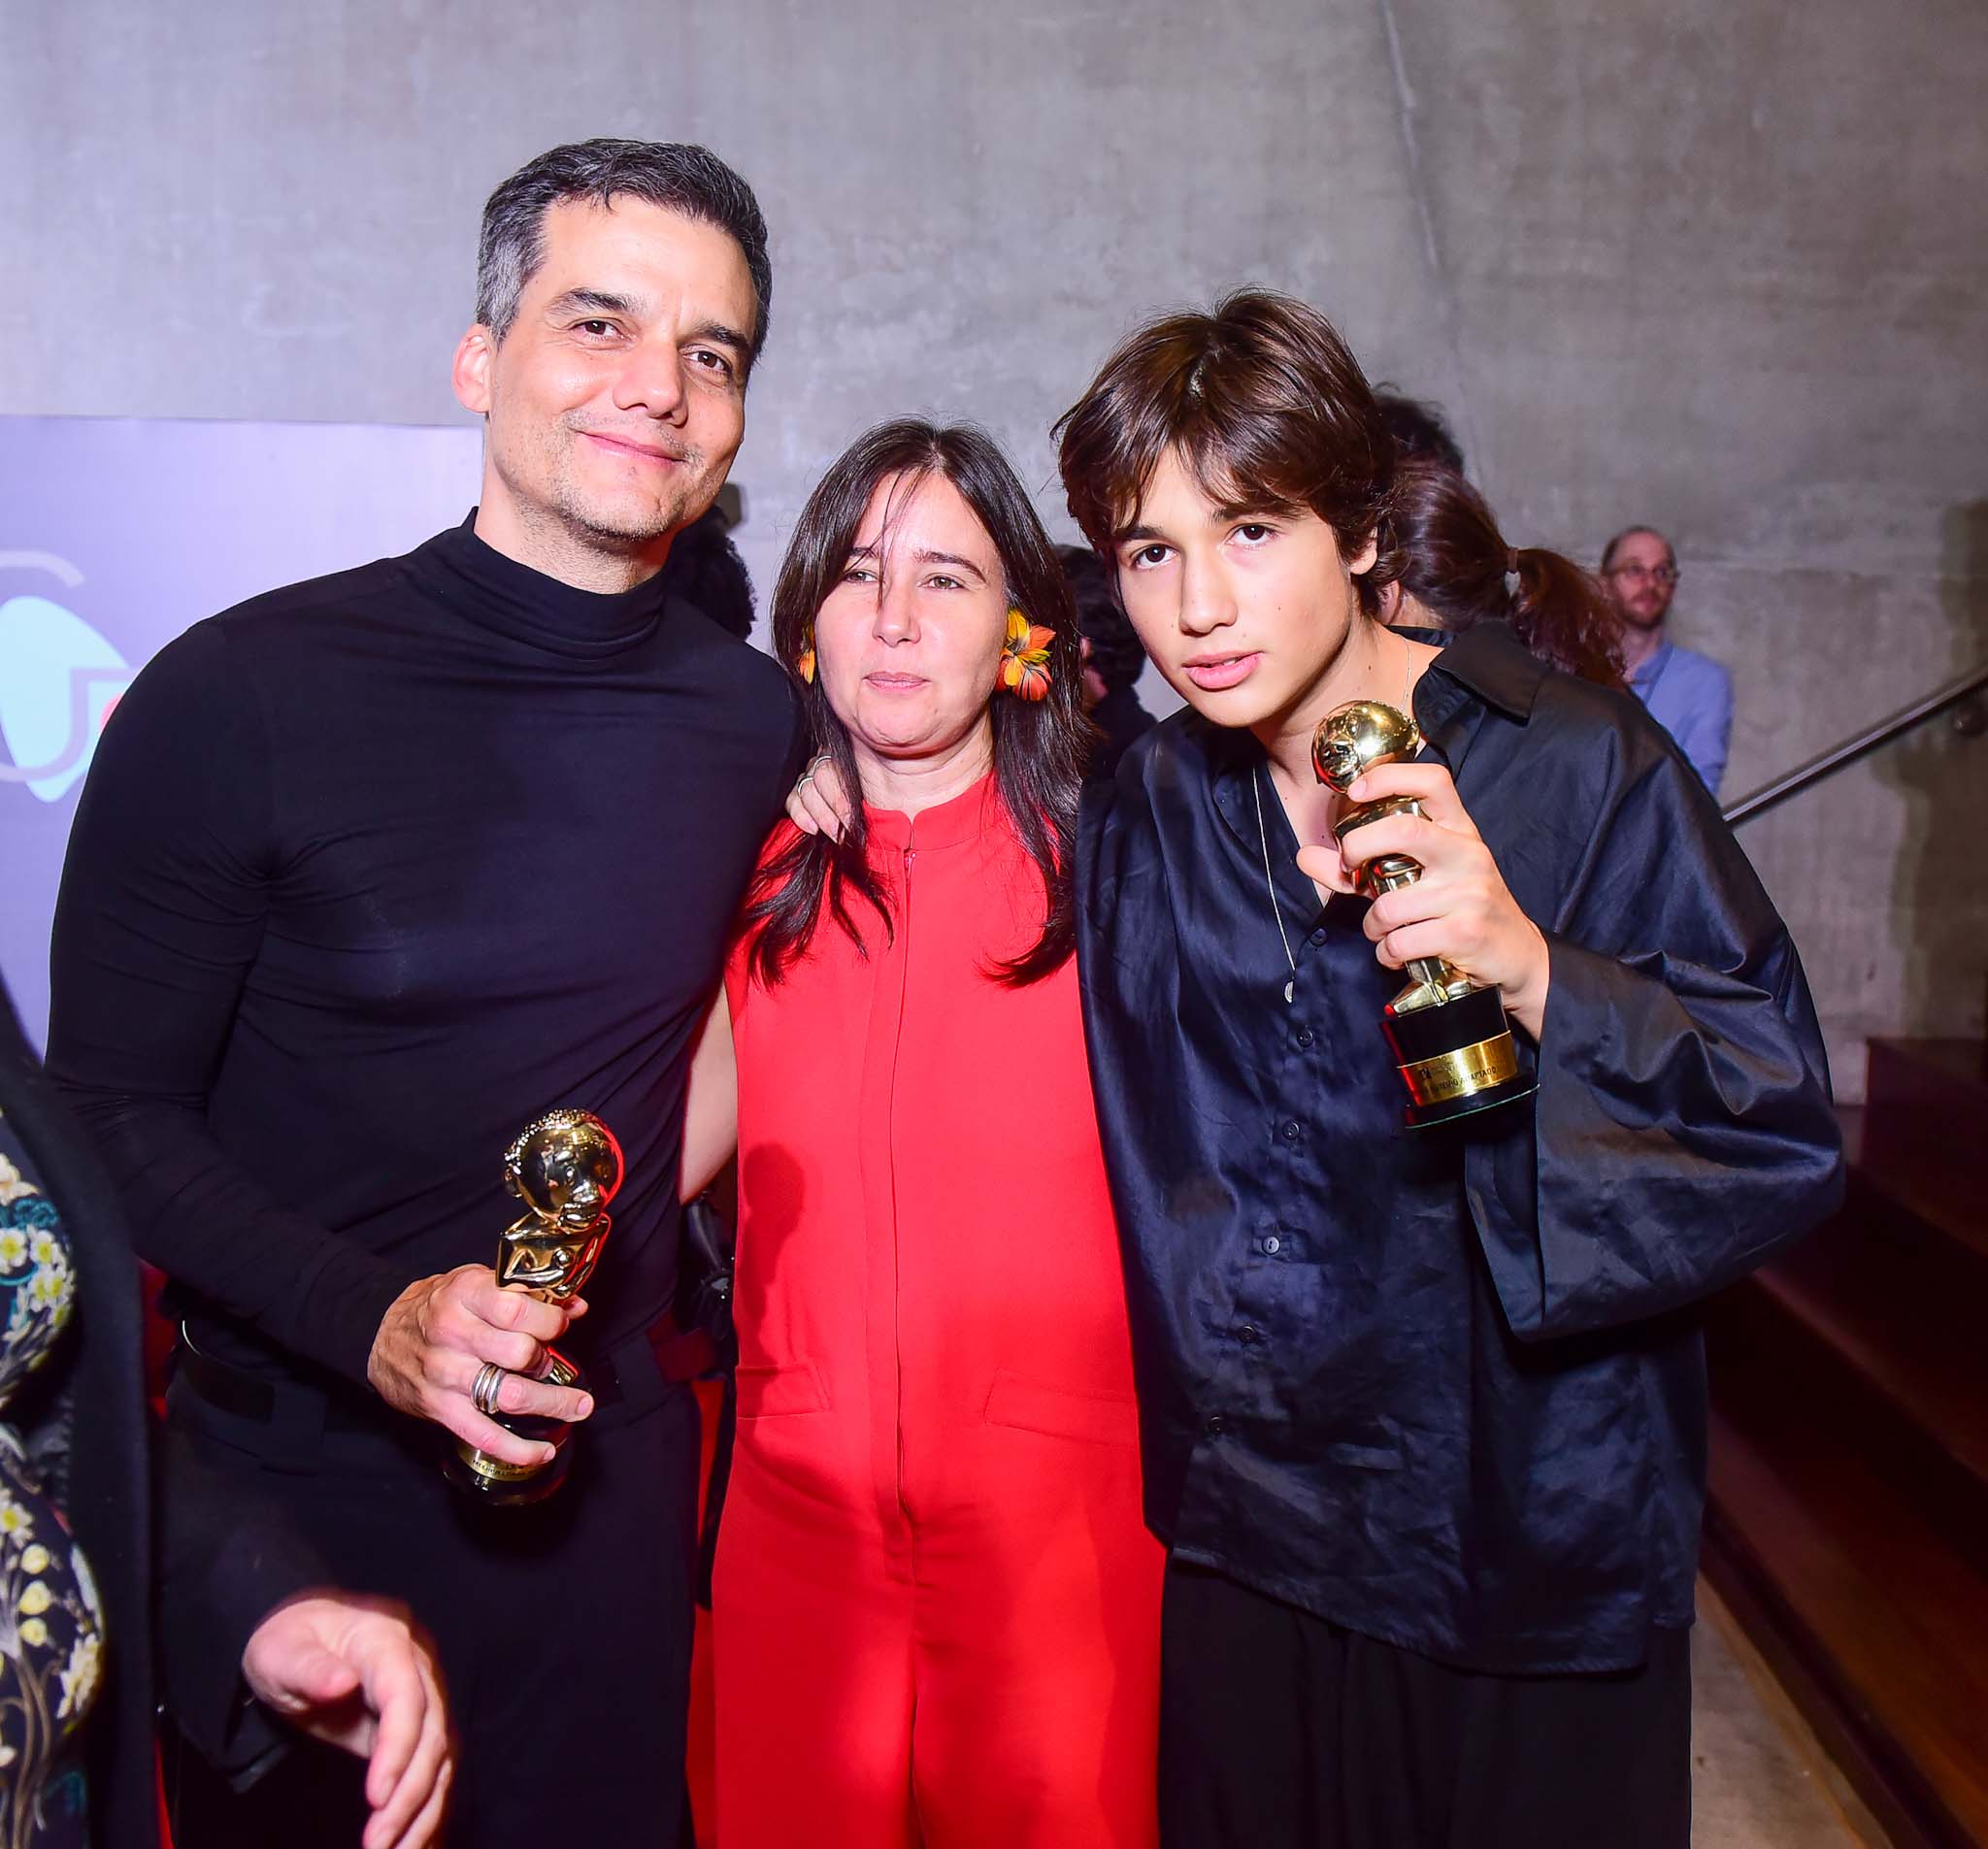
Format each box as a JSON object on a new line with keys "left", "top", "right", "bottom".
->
{"left": 47, "top": 140, "right": 799, "bottom": 1848}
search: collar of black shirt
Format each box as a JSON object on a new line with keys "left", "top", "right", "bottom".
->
{"left": 1405, "top": 620, "right": 1545, "bottom": 742}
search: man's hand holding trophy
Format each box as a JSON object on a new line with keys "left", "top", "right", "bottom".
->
{"left": 368, "top": 1109, "right": 624, "bottom": 1503}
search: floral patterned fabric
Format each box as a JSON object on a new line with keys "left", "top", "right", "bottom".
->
{"left": 0, "top": 1135, "right": 100, "bottom": 1848}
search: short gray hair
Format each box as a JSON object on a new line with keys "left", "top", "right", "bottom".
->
{"left": 476, "top": 139, "right": 772, "bottom": 362}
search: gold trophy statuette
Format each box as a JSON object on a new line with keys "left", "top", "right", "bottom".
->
{"left": 1313, "top": 700, "right": 1538, "bottom": 1128}
{"left": 444, "top": 1107, "right": 624, "bottom": 1505}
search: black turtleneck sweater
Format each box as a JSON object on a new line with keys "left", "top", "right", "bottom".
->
{"left": 46, "top": 515, "right": 801, "bottom": 1400}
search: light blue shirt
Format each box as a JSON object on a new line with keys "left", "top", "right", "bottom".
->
{"left": 1629, "top": 639, "right": 1733, "bottom": 796}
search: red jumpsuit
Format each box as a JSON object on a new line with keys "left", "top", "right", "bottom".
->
{"left": 713, "top": 776, "right": 1163, "bottom": 1848}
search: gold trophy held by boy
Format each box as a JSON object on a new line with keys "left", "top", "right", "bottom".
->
{"left": 1313, "top": 701, "right": 1537, "bottom": 1128}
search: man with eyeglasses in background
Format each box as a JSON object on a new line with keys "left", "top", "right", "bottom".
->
{"left": 1600, "top": 524, "right": 1733, "bottom": 794}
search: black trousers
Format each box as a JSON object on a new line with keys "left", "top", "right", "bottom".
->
{"left": 1158, "top": 1563, "right": 1692, "bottom": 1849}
{"left": 164, "top": 1379, "right": 702, "bottom": 1849}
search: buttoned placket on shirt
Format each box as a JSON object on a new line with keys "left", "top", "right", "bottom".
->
{"left": 1200, "top": 758, "right": 1341, "bottom": 1448}
{"left": 1186, "top": 664, "right": 1489, "bottom": 1467}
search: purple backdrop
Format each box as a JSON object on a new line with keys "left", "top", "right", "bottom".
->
{"left": 0, "top": 414, "right": 483, "bottom": 1048}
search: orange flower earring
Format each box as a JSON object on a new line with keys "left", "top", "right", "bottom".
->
{"left": 1000, "top": 608, "right": 1055, "bottom": 701}
{"left": 796, "top": 626, "right": 816, "bottom": 684}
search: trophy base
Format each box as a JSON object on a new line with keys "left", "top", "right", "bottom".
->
{"left": 446, "top": 1412, "right": 571, "bottom": 1505}
{"left": 1382, "top": 981, "right": 1539, "bottom": 1129}
{"left": 445, "top": 1354, "right": 581, "bottom": 1508}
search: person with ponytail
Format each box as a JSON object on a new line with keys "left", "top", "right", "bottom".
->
{"left": 681, "top": 419, "right": 1162, "bottom": 1849}
{"left": 1382, "top": 457, "right": 1626, "bottom": 689}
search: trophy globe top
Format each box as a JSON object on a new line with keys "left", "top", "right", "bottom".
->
{"left": 1311, "top": 700, "right": 1423, "bottom": 793}
{"left": 504, "top": 1109, "right": 625, "bottom": 1232}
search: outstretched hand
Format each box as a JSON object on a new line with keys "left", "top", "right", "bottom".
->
{"left": 1294, "top": 761, "right": 1551, "bottom": 1040}
{"left": 243, "top": 1592, "right": 453, "bottom": 1849}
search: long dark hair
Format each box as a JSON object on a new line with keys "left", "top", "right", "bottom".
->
{"left": 747, "top": 419, "right": 1086, "bottom": 987}
{"left": 1391, "top": 461, "right": 1625, "bottom": 687}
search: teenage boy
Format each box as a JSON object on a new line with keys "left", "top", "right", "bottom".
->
{"left": 1052, "top": 292, "right": 1841, "bottom": 1848}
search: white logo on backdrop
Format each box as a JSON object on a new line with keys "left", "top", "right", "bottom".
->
{"left": 0, "top": 552, "right": 132, "bottom": 804}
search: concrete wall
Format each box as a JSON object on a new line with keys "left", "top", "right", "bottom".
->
{"left": 5, "top": 0, "right": 1983, "bottom": 1095}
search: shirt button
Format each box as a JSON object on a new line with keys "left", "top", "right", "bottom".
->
{"left": 1205, "top": 1414, "right": 1227, "bottom": 1436}
{"left": 1279, "top": 1119, "right": 1303, "bottom": 1143}
{"left": 1262, "top": 1235, "right": 1281, "bottom": 1255}
{"left": 1238, "top": 1325, "right": 1262, "bottom": 1346}
{"left": 1309, "top": 927, "right": 1329, "bottom": 947}
{"left": 1295, "top": 1026, "right": 1315, "bottom": 1049}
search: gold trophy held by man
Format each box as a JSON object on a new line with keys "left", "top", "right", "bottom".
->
{"left": 444, "top": 1107, "right": 624, "bottom": 1503}
{"left": 1313, "top": 701, "right": 1538, "bottom": 1127}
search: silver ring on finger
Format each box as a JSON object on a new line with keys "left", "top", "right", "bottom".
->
{"left": 471, "top": 1361, "right": 509, "bottom": 1418}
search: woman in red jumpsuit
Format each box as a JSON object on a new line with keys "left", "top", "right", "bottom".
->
{"left": 681, "top": 420, "right": 1162, "bottom": 1848}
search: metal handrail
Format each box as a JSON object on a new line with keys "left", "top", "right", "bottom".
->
{"left": 1723, "top": 660, "right": 1988, "bottom": 827}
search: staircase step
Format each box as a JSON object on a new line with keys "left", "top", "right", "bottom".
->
{"left": 1864, "top": 1040, "right": 1988, "bottom": 1199}
{"left": 1840, "top": 1104, "right": 1988, "bottom": 1268}
{"left": 1699, "top": 1062, "right": 1988, "bottom": 1846}
{"left": 1752, "top": 1105, "right": 1988, "bottom": 1544}
{"left": 1740, "top": 1257, "right": 1988, "bottom": 1557}
{"left": 1762, "top": 1163, "right": 1988, "bottom": 1483}
{"left": 1704, "top": 1377, "right": 1988, "bottom": 1848}
{"left": 1868, "top": 1039, "right": 1988, "bottom": 1091}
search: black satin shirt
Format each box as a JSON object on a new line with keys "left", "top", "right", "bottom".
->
{"left": 1077, "top": 623, "right": 1842, "bottom": 1673}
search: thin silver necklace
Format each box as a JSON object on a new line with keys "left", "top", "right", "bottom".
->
{"left": 1249, "top": 634, "right": 1419, "bottom": 1007}
{"left": 1251, "top": 765, "right": 1298, "bottom": 1005}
